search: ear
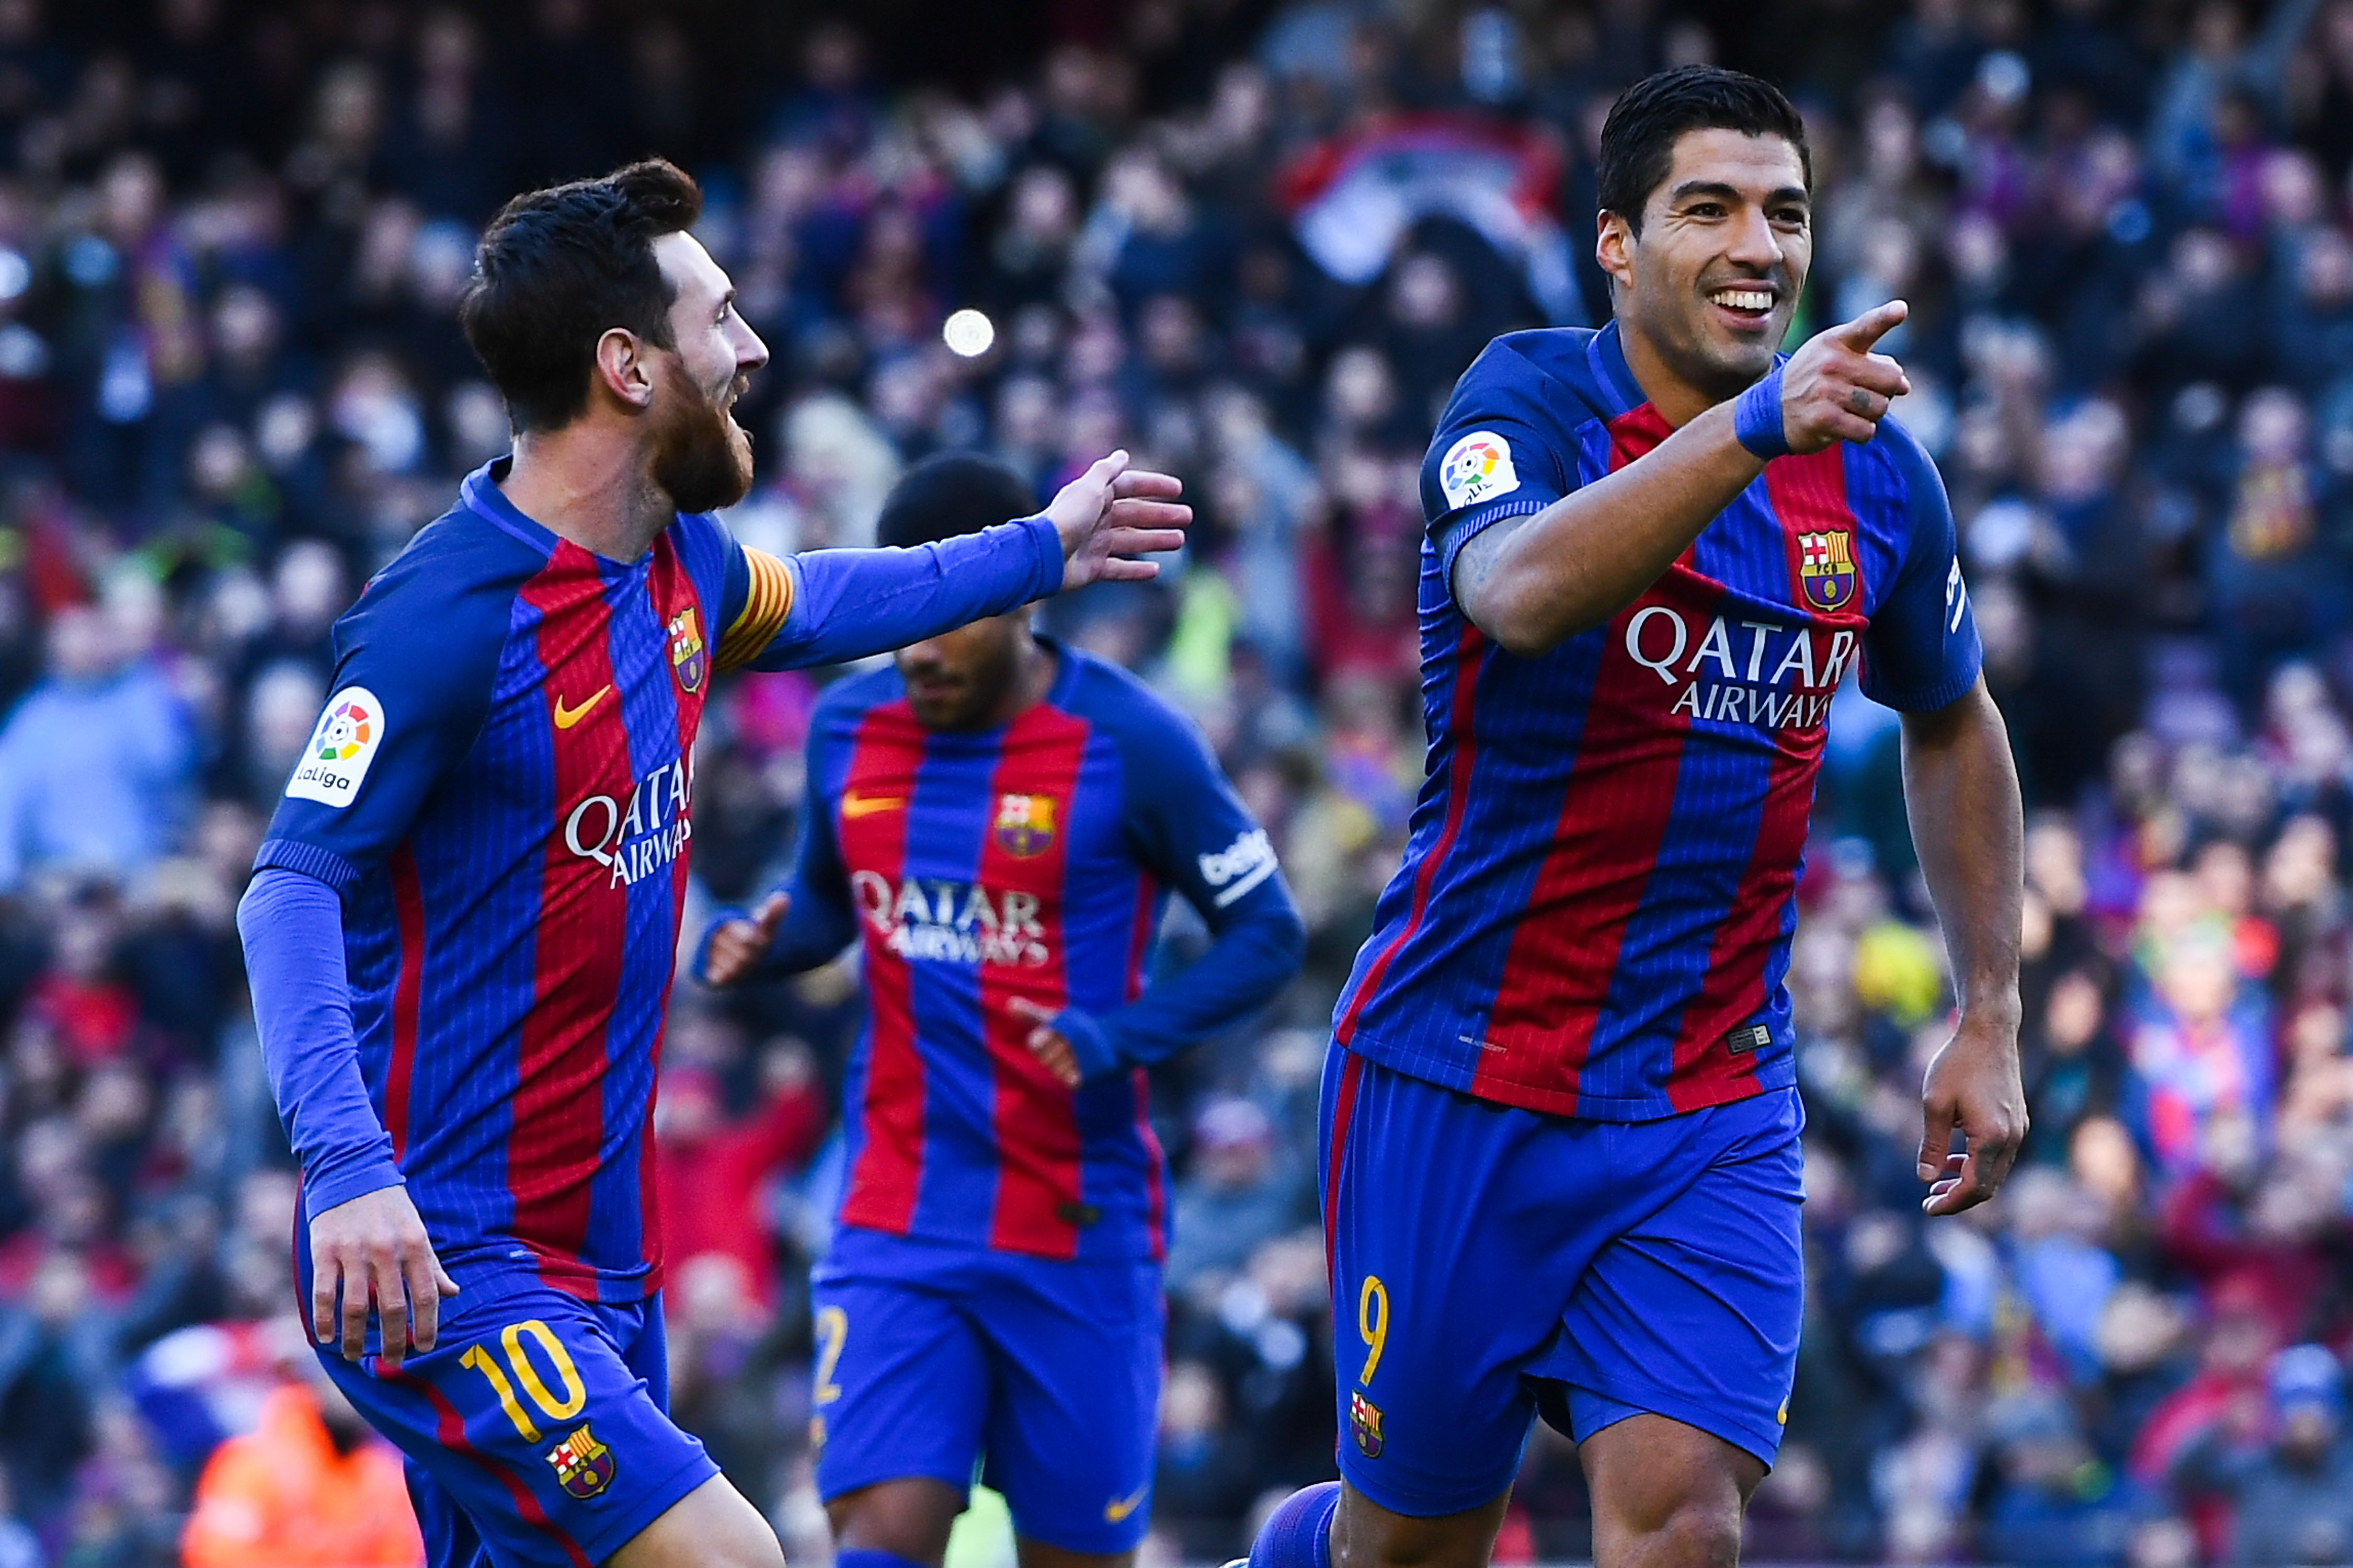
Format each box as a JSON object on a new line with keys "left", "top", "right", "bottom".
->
{"left": 593, "top": 327, "right": 657, "bottom": 413}
{"left": 1595, "top": 208, "right": 1636, "bottom": 298}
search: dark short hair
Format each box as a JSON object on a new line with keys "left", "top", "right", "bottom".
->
{"left": 876, "top": 452, "right": 1037, "bottom": 550}
{"left": 1596, "top": 66, "right": 1811, "bottom": 232}
{"left": 459, "top": 158, "right": 703, "bottom": 434}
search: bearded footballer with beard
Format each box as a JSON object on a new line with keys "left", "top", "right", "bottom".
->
{"left": 233, "top": 160, "right": 1189, "bottom": 1568}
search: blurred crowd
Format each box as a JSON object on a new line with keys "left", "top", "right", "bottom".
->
{"left": 1, "top": 0, "right": 2352, "bottom": 1563}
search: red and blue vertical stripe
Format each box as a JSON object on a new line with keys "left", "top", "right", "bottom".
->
{"left": 829, "top": 680, "right": 1173, "bottom": 1262}
{"left": 1338, "top": 321, "right": 1945, "bottom": 1122}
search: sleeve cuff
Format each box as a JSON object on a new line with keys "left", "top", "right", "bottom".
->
{"left": 1434, "top": 495, "right": 1553, "bottom": 599}
{"left": 1016, "top": 513, "right": 1063, "bottom": 599}
{"left": 253, "top": 837, "right": 365, "bottom": 896}
{"left": 1053, "top": 1006, "right": 1124, "bottom": 1081}
{"left": 302, "top": 1156, "right": 405, "bottom": 1216}
{"left": 1861, "top": 647, "right": 1983, "bottom": 714}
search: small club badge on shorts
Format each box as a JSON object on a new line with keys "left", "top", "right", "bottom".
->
{"left": 545, "top": 1424, "right": 616, "bottom": 1499}
{"left": 1350, "top": 1390, "right": 1385, "bottom": 1458}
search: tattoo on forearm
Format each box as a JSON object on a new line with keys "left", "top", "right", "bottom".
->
{"left": 1449, "top": 512, "right": 1540, "bottom": 611}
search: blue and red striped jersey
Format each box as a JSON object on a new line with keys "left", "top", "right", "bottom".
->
{"left": 1333, "top": 322, "right": 1982, "bottom": 1121}
{"left": 762, "top": 646, "right": 1300, "bottom": 1262}
{"left": 253, "top": 459, "right": 1062, "bottom": 1305}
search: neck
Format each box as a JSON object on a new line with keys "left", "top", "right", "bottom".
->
{"left": 1614, "top": 311, "right": 1742, "bottom": 429}
{"left": 500, "top": 420, "right": 671, "bottom": 562}
{"left": 976, "top": 634, "right": 1057, "bottom": 730}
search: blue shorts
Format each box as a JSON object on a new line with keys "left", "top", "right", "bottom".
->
{"left": 319, "top": 1281, "right": 718, "bottom": 1568}
{"left": 1321, "top": 1045, "right": 1804, "bottom": 1518}
{"left": 810, "top": 1226, "right": 1163, "bottom": 1554}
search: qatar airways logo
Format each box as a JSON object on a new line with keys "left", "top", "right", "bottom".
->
{"left": 563, "top": 754, "right": 694, "bottom": 889}
{"left": 1621, "top": 607, "right": 1858, "bottom": 731}
{"left": 851, "top": 872, "right": 1050, "bottom": 967}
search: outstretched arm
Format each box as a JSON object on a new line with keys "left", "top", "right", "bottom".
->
{"left": 718, "top": 451, "right": 1190, "bottom": 673}
{"left": 1903, "top": 677, "right": 2028, "bottom": 1215}
{"left": 1454, "top": 302, "right": 1912, "bottom": 655}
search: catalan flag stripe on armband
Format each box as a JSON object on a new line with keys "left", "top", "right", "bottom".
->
{"left": 717, "top": 545, "right": 794, "bottom": 671}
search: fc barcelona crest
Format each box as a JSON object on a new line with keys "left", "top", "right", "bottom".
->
{"left": 668, "top": 608, "right": 707, "bottom": 693}
{"left": 1797, "top": 530, "right": 1856, "bottom": 612}
{"left": 1350, "top": 1390, "right": 1385, "bottom": 1458}
{"left": 1798, "top": 534, "right": 1854, "bottom": 612}
{"left": 544, "top": 1424, "right": 615, "bottom": 1499}
{"left": 994, "top": 793, "right": 1058, "bottom": 857}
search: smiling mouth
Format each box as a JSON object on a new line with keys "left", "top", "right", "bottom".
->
{"left": 1708, "top": 287, "right": 1777, "bottom": 317}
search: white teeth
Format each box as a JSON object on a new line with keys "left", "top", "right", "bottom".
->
{"left": 1711, "top": 290, "right": 1774, "bottom": 311}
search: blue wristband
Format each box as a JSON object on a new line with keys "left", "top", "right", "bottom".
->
{"left": 1733, "top": 364, "right": 1790, "bottom": 461}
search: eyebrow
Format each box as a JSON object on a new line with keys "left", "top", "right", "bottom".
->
{"left": 1669, "top": 180, "right": 1810, "bottom": 208}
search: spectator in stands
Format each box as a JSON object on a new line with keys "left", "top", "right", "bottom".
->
{"left": 0, "top": 602, "right": 190, "bottom": 889}
{"left": 180, "top": 1357, "right": 421, "bottom": 1568}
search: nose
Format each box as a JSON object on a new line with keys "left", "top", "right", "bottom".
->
{"left": 733, "top": 315, "right": 770, "bottom": 375}
{"left": 1724, "top": 203, "right": 1783, "bottom": 272}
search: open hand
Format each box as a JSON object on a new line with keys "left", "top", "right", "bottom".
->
{"left": 1777, "top": 300, "right": 1912, "bottom": 453}
{"left": 1045, "top": 450, "right": 1190, "bottom": 590}
{"left": 310, "top": 1185, "right": 458, "bottom": 1366}
{"left": 1917, "top": 1012, "right": 2028, "bottom": 1216}
{"left": 701, "top": 892, "right": 787, "bottom": 989}
{"left": 1010, "top": 995, "right": 1080, "bottom": 1087}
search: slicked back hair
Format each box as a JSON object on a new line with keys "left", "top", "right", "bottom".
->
{"left": 459, "top": 158, "right": 703, "bottom": 434}
{"left": 1596, "top": 66, "right": 1811, "bottom": 234}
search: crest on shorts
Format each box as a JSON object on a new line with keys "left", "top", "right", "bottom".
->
{"left": 668, "top": 607, "right": 707, "bottom": 693}
{"left": 1797, "top": 530, "right": 1855, "bottom": 613}
{"left": 545, "top": 1424, "right": 615, "bottom": 1500}
{"left": 1350, "top": 1390, "right": 1385, "bottom": 1458}
{"left": 994, "top": 793, "right": 1057, "bottom": 857}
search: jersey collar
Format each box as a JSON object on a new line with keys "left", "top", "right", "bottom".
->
{"left": 1585, "top": 319, "right": 1644, "bottom": 421}
{"left": 1584, "top": 320, "right": 1793, "bottom": 429}
{"left": 460, "top": 457, "right": 563, "bottom": 557}
{"left": 458, "top": 457, "right": 672, "bottom": 571}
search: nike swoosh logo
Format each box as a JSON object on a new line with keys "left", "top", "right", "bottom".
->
{"left": 842, "top": 794, "right": 905, "bottom": 819}
{"left": 553, "top": 686, "right": 612, "bottom": 729}
{"left": 1103, "top": 1485, "right": 1149, "bottom": 1524}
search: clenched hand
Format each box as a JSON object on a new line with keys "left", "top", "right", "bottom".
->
{"left": 1917, "top": 1012, "right": 2029, "bottom": 1216}
{"left": 701, "top": 891, "right": 788, "bottom": 989}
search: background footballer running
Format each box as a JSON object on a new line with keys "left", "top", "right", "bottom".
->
{"left": 699, "top": 452, "right": 1304, "bottom": 1568}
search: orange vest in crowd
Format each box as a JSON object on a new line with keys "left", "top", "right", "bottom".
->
{"left": 181, "top": 1383, "right": 423, "bottom": 1568}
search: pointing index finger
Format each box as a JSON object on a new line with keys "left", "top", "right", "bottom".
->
{"left": 1833, "top": 299, "right": 1909, "bottom": 352}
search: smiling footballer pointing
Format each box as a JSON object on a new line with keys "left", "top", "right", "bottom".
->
{"left": 1246, "top": 65, "right": 2027, "bottom": 1568}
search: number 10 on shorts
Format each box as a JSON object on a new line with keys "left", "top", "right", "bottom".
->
{"left": 459, "top": 1320, "right": 589, "bottom": 1444}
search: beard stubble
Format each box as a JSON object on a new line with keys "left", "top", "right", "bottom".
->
{"left": 651, "top": 359, "right": 756, "bottom": 514}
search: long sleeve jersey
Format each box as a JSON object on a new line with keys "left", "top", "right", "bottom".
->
{"left": 239, "top": 456, "right": 1064, "bottom": 1306}
{"left": 715, "top": 644, "right": 1304, "bottom": 1262}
